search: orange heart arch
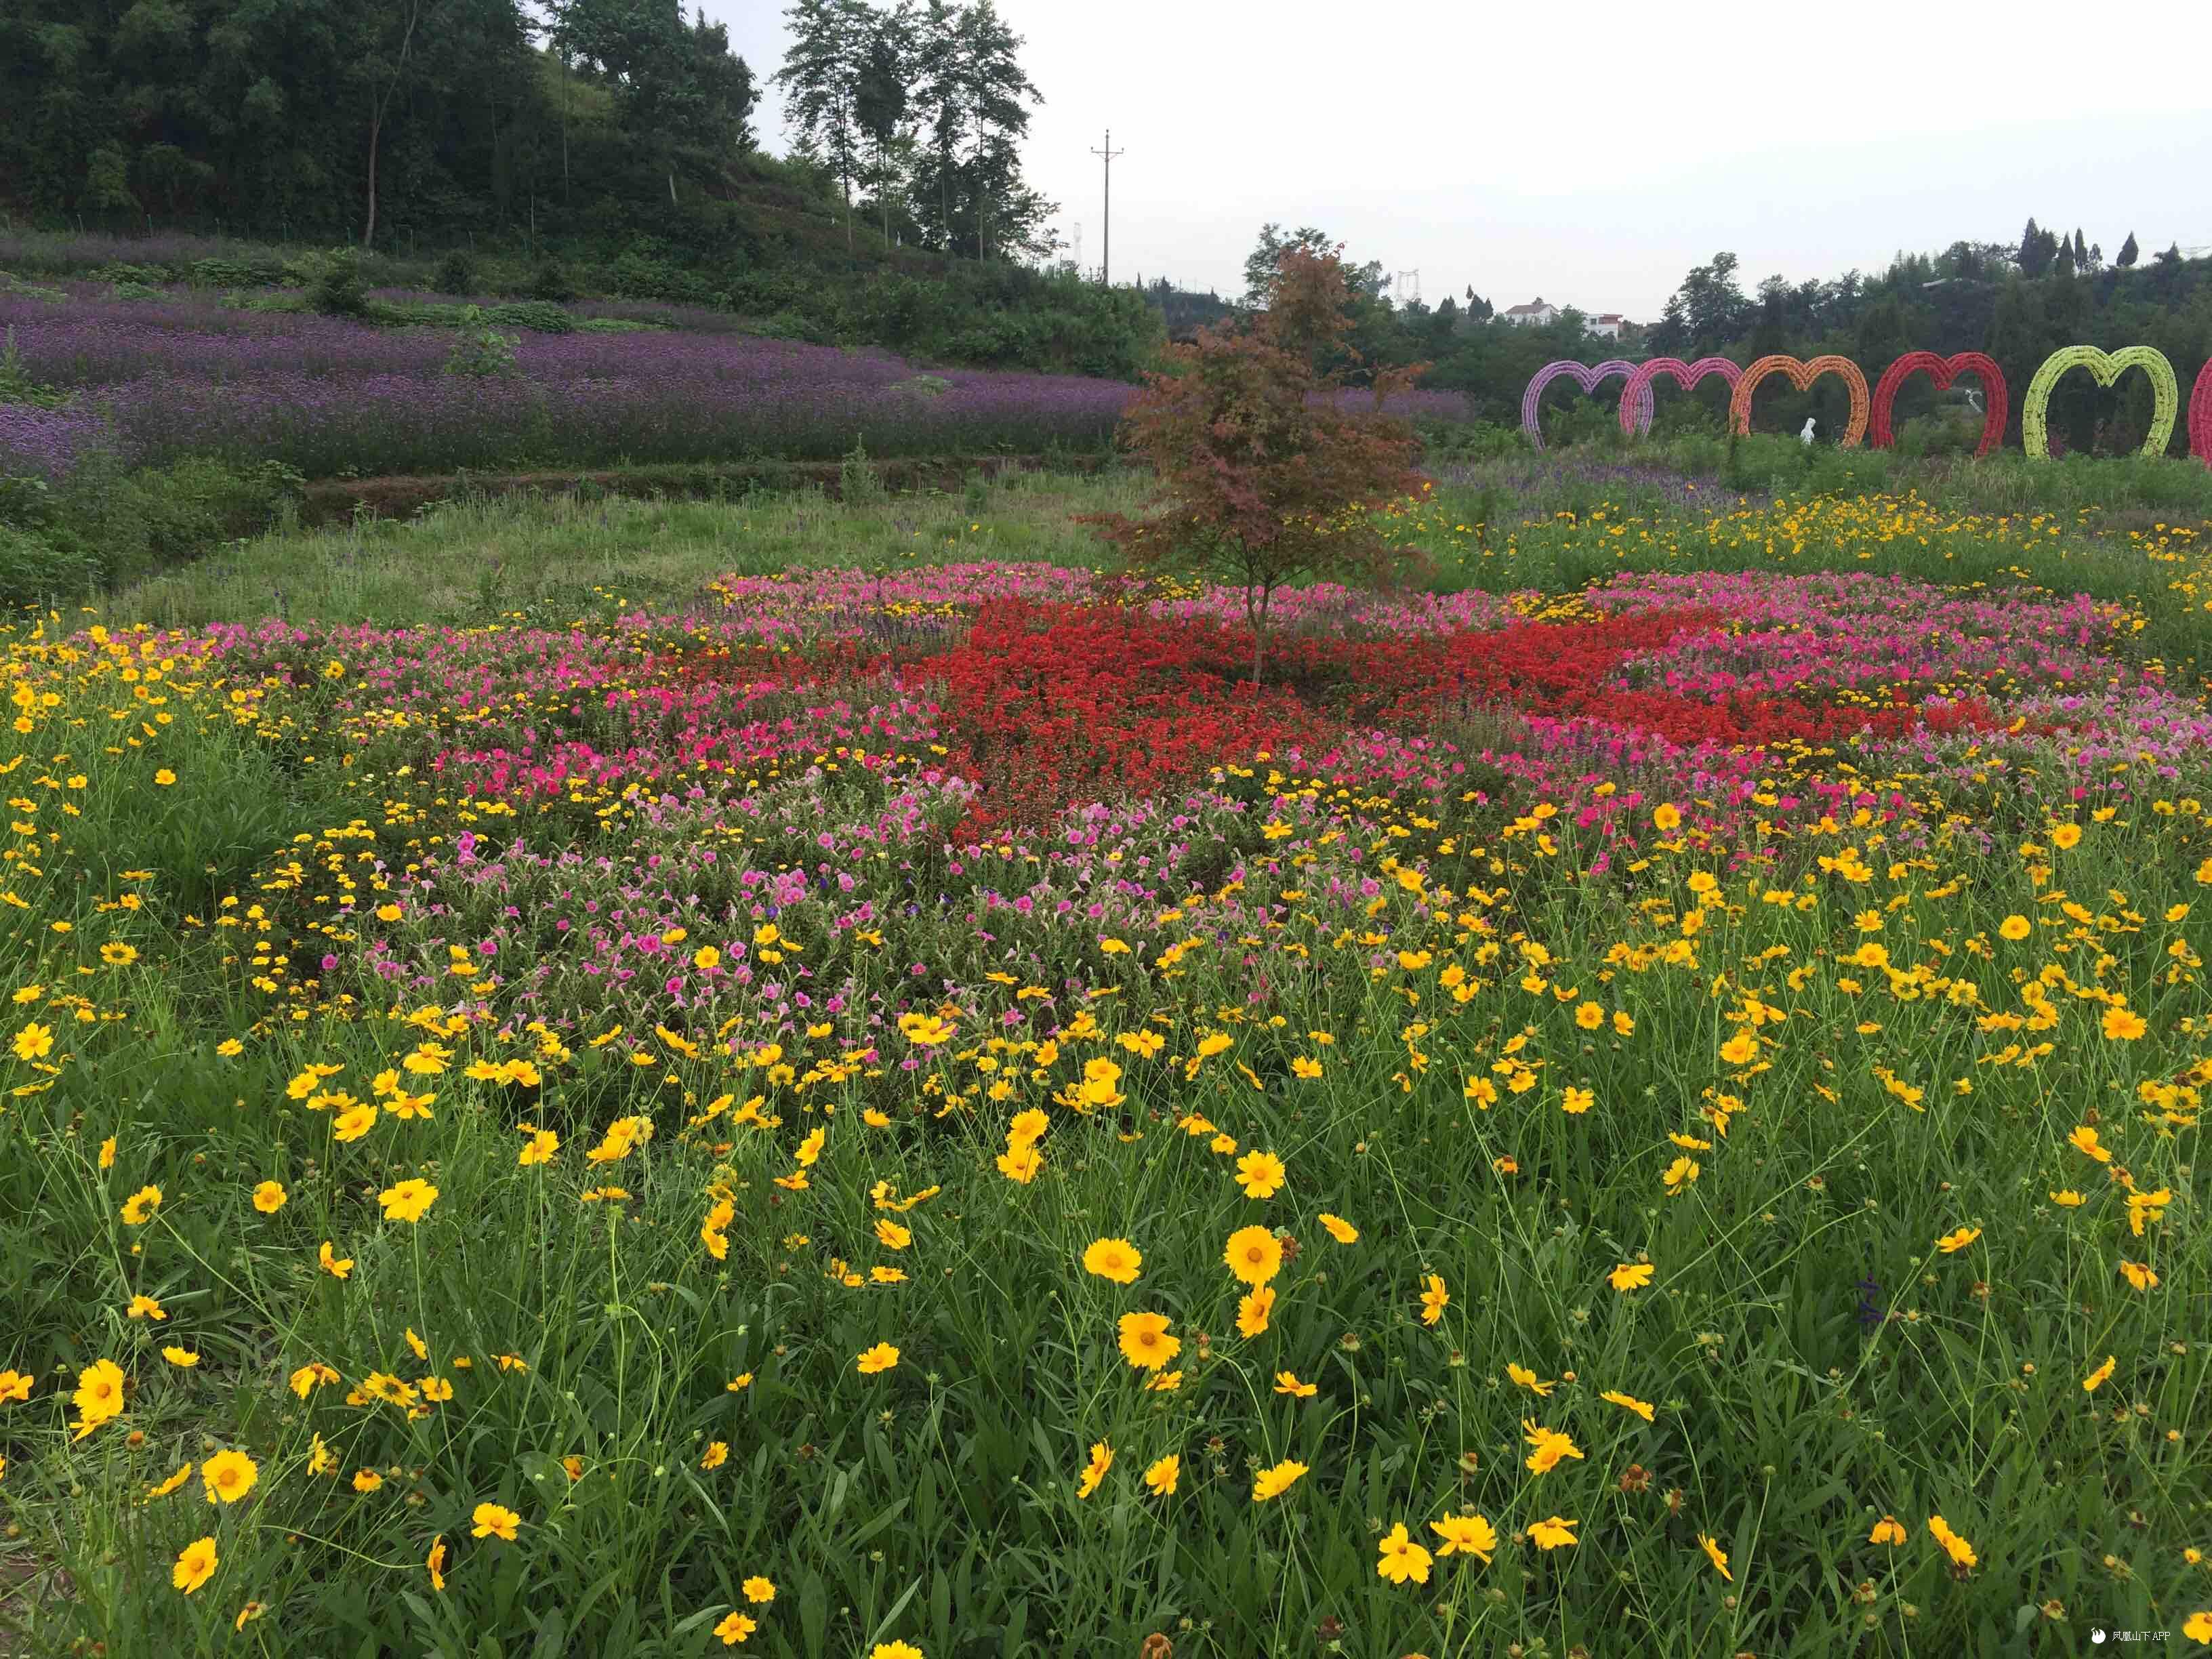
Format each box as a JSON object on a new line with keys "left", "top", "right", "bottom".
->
{"left": 1727, "top": 354, "right": 1872, "bottom": 448}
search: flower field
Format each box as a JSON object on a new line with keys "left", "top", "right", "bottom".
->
{"left": 1, "top": 482, "right": 2210, "bottom": 1656}
{"left": 0, "top": 283, "right": 1136, "bottom": 477}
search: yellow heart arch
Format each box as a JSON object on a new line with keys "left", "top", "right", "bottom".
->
{"left": 2021, "top": 346, "right": 2179, "bottom": 459}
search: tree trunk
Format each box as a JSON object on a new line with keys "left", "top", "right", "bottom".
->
{"left": 364, "top": 106, "right": 381, "bottom": 248}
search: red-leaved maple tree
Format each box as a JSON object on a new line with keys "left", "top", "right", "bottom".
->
{"left": 1083, "top": 247, "right": 1429, "bottom": 684}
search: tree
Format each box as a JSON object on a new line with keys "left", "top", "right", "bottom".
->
{"left": 356, "top": 0, "right": 436, "bottom": 249}
{"left": 2117, "top": 232, "right": 2139, "bottom": 268}
{"left": 1244, "top": 224, "right": 1385, "bottom": 308}
{"left": 2018, "top": 218, "right": 2053, "bottom": 279}
{"left": 1082, "top": 249, "right": 1426, "bottom": 685}
{"left": 775, "top": 0, "right": 872, "bottom": 240}
{"left": 2157, "top": 243, "right": 2182, "bottom": 266}
{"left": 853, "top": 5, "right": 911, "bottom": 243}
{"left": 2072, "top": 228, "right": 2088, "bottom": 269}
{"left": 951, "top": 1, "right": 1042, "bottom": 262}
{"left": 555, "top": 1, "right": 755, "bottom": 206}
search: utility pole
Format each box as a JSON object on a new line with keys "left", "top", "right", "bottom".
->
{"left": 1090, "top": 128, "right": 1124, "bottom": 285}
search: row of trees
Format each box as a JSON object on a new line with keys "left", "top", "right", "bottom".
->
{"left": 0, "top": 0, "right": 1057, "bottom": 262}
{"left": 775, "top": 0, "right": 1051, "bottom": 261}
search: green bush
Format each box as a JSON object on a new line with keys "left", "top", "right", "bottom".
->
{"left": 481, "top": 300, "right": 575, "bottom": 334}
{"left": 444, "top": 309, "right": 520, "bottom": 377}
{"left": 189, "top": 255, "right": 283, "bottom": 289}
{"left": 529, "top": 261, "right": 577, "bottom": 304}
{"left": 0, "top": 521, "right": 98, "bottom": 604}
{"left": 40, "top": 456, "right": 304, "bottom": 590}
{"left": 88, "top": 262, "right": 176, "bottom": 288}
{"left": 292, "top": 247, "right": 370, "bottom": 318}
{"left": 433, "top": 247, "right": 480, "bottom": 295}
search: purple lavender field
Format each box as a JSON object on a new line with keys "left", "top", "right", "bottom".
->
{"left": 0, "top": 286, "right": 1138, "bottom": 478}
{"left": 0, "top": 283, "right": 1482, "bottom": 483}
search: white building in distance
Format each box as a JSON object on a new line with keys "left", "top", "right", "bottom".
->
{"left": 1498, "top": 298, "right": 1631, "bottom": 338}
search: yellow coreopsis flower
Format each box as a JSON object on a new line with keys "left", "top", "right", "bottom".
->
{"left": 1082, "top": 1237, "right": 1141, "bottom": 1285}
{"left": 471, "top": 1502, "right": 522, "bottom": 1542}
{"left": 1698, "top": 1534, "right": 1734, "bottom": 1582}
{"left": 377, "top": 1179, "right": 438, "bottom": 1223}
{"left": 1250, "top": 1459, "right": 1308, "bottom": 1502}
{"left": 171, "top": 1536, "right": 218, "bottom": 1595}
{"left": 1116, "top": 1311, "right": 1181, "bottom": 1372}
{"left": 1234, "top": 1149, "right": 1287, "bottom": 1199}
{"left": 1224, "top": 1225, "right": 1284, "bottom": 1286}
{"left": 1076, "top": 1440, "right": 1113, "bottom": 1499}
{"left": 1376, "top": 1522, "right": 1433, "bottom": 1585}
{"left": 1431, "top": 1513, "right": 1496, "bottom": 1561}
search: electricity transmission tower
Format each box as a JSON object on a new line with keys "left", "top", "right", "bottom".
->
{"left": 1090, "top": 129, "right": 1124, "bottom": 285}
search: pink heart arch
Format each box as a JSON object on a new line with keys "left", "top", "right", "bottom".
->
{"left": 1521, "top": 361, "right": 1655, "bottom": 451}
{"left": 1618, "top": 357, "right": 1743, "bottom": 438}
{"left": 1870, "top": 351, "right": 2007, "bottom": 458}
{"left": 2191, "top": 357, "right": 2212, "bottom": 467}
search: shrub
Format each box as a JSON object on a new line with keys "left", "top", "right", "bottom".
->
{"left": 433, "top": 247, "right": 480, "bottom": 295}
{"left": 0, "top": 520, "right": 98, "bottom": 604}
{"left": 294, "top": 247, "right": 370, "bottom": 318}
{"left": 838, "top": 436, "right": 886, "bottom": 507}
{"left": 529, "top": 261, "right": 578, "bottom": 304}
{"left": 49, "top": 455, "right": 304, "bottom": 588}
{"left": 0, "top": 329, "right": 66, "bottom": 409}
{"left": 189, "top": 255, "right": 283, "bottom": 289}
{"left": 444, "top": 309, "right": 520, "bottom": 377}
{"left": 482, "top": 300, "right": 575, "bottom": 334}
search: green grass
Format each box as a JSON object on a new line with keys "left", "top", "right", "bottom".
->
{"left": 109, "top": 469, "right": 1147, "bottom": 630}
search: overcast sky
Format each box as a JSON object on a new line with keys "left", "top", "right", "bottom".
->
{"left": 700, "top": 0, "right": 2212, "bottom": 319}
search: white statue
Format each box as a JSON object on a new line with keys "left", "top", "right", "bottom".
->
{"left": 1799, "top": 416, "right": 1818, "bottom": 446}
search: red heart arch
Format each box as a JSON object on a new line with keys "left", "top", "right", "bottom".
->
{"left": 1870, "top": 352, "right": 2007, "bottom": 458}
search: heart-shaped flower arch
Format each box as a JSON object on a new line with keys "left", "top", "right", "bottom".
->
{"left": 1727, "top": 355, "right": 1871, "bottom": 447}
{"left": 1870, "top": 352, "right": 2007, "bottom": 458}
{"left": 2189, "top": 357, "right": 2212, "bottom": 468}
{"left": 2021, "top": 346, "right": 2178, "bottom": 459}
{"left": 1618, "top": 357, "right": 1742, "bottom": 439}
{"left": 1521, "top": 361, "right": 1655, "bottom": 451}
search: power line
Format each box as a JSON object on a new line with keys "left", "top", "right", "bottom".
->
{"left": 1089, "top": 128, "right": 1124, "bottom": 285}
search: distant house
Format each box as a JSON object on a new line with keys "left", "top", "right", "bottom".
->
{"left": 1499, "top": 299, "right": 1632, "bottom": 337}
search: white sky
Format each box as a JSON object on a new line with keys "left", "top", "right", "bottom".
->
{"left": 702, "top": 0, "right": 2212, "bottom": 319}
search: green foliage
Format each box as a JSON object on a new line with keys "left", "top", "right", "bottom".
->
{"left": 838, "top": 434, "right": 887, "bottom": 507}
{"left": 0, "top": 519, "right": 98, "bottom": 602}
{"left": 530, "top": 260, "right": 579, "bottom": 304}
{"left": 443, "top": 309, "right": 522, "bottom": 378}
{"left": 481, "top": 300, "right": 577, "bottom": 334}
{"left": 295, "top": 247, "right": 371, "bottom": 318}
{"left": 0, "top": 327, "right": 67, "bottom": 408}
{"left": 432, "top": 247, "right": 480, "bottom": 295}
{"left": 0, "top": 457, "right": 306, "bottom": 602}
